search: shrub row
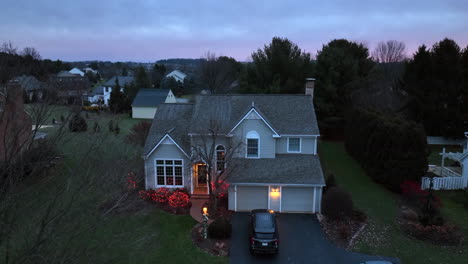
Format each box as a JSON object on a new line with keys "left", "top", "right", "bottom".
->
{"left": 139, "top": 188, "right": 190, "bottom": 209}
{"left": 401, "top": 222, "right": 462, "bottom": 246}
{"left": 208, "top": 218, "right": 232, "bottom": 239}
{"left": 345, "top": 108, "right": 428, "bottom": 192}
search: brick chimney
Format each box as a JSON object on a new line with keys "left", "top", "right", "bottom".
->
{"left": 305, "top": 78, "right": 315, "bottom": 101}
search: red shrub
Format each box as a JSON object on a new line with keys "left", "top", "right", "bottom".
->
{"left": 402, "top": 222, "right": 462, "bottom": 246}
{"left": 168, "top": 190, "right": 190, "bottom": 208}
{"left": 153, "top": 187, "right": 172, "bottom": 203}
{"left": 400, "top": 181, "right": 442, "bottom": 210}
{"left": 127, "top": 172, "right": 137, "bottom": 190}
{"left": 139, "top": 190, "right": 155, "bottom": 201}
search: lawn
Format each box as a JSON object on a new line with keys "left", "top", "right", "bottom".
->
{"left": 13, "top": 106, "right": 227, "bottom": 264}
{"left": 319, "top": 140, "right": 468, "bottom": 264}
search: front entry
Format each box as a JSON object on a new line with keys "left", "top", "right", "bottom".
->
{"left": 196, "top": 164, "right": 207, "bottom": 186}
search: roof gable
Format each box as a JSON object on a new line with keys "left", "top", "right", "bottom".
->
{"left": 132, "top": 89, "right": 171, "bottom": 107}
{"left": 144, "top": 134, "right": 189, "bottom": 159}
{"left": 228, "top": 107, "right": 280, "bottom": 137}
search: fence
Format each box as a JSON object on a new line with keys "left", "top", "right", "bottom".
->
{"left": 421, "top": 176, "right": 468, "bottom": 190}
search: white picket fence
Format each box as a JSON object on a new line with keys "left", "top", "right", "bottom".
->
{"left": 421, "top": 176, "right": 468, "bottom": 190}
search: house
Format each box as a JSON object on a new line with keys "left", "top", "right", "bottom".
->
{"left": 131, "top": 89, "right": 176, "bottom": 119}
{"left": 165, "top": 70, "right": 186, "bottom": 83}
{"left": 88, "top": 76, "right": 134, "bottom": 106}
{"left": 142, "top": 79, "right": 325, "bottom": 213}
{"left": 0, "top": 80, "right": 32, "bottom": 162}
{"left": 49, "top": 71, "right": 90, "bottom": 104}
{"left": 69, "top": 68, "right": 85, "bottom": 76}
{"left": 14, "top": 75, "right": 47, "bottom": 101}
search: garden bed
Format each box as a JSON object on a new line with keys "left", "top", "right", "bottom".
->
{"left": 191, "top": 223, "right": 230, "bottom": 257}
{"left": 318, "top": 210, "right": 367, "bottom": 248}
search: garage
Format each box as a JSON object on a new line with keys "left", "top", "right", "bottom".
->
{"left": 236, "top": 186, "right": 268, "bottom": 211}
{"left": 281, "top": 187, "right": 316, "bottom": 213}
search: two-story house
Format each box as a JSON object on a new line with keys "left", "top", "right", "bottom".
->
{"left": 142, "top": 79, "right": 325, "bottom": 213}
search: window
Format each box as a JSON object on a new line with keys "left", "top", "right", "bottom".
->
{"left": 288, "top": 137, "right": 301, "bottom": 152}
{"left": 246, "top": 131, "right": 259, "bottom": 158}
{"left": 156, "top": 160, "right": 183, "bottom": 186}
{"left": 216, "top": 145, "right": 226, "bottom": 171}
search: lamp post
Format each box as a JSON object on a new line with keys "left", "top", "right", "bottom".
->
{"left": 202, "top": 206, "right": 209, "bottom": 239}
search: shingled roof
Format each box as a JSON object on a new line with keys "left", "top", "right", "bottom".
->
{"left": 132, "top": 89, "right": 171, "bottom": 107}
{"left": 230, "top": 154, "right": 325, "bottom": 185}
{"left": 104, "top": 76, "right": 134, "bottom": 87}
{"left": 144, "top": 94, "right": 320, "bottom": 157}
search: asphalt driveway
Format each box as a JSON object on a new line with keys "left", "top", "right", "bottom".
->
{"left": 230, "top": 213, "right": 399, "bottom": 264}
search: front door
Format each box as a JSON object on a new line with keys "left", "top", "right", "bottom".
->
{"left": 197, "top": 164, "right": 207, "bottom": 186}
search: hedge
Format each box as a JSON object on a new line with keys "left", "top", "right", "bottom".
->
{"left": 345, "top": 108, "right": 428, "bottom": 192}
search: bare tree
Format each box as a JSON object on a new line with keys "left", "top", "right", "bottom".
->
{"left": 190, "top": 120, "right": 242, "bottom": 210}
{"left": 21, "top": 47, "right": 42, "bottom": 60}
{"left": 372, "top": 40, "right": 406, "bottom": 63}
{"left": 0, "top": 41, "right": 18, "bottom": 55}
{"left": 199, "top": 52, "right": 240, "bottom": 94}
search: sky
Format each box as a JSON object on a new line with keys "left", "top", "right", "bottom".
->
{"left": 1, "top": 0, "right": 467, "bottom": 62}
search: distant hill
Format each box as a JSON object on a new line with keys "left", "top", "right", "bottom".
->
{"left": 156, "top": 58, "right": 204, "bottom": 67}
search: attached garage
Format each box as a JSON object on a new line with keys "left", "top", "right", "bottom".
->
{"left": 281, "top": 187, "right": 315, "bottom": 213}
{"left": 235, "top": 186, "right": 269, "bottom": 211}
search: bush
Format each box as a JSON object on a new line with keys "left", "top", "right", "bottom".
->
{"left": 345, "top": 108, "right": 428, "bottom": 192}
{"left": 125, "top": 121, "right": 151, "bottom": 146}
{"left": 153, "top": 188, "right": 172, "bottom": 204}
{"left": 324, "top": 173, "right": 337, "bottom": 193}
{"left": 208, "top": 218, "right": 232, "bottom": 239}
{"left": 168, "top": 190, "right": 190, "bottom": 208}
{"left": 68, "top": 114, "right": 87, "bottom": 132}
{"left": 322, "top": 187, "right": 354, "bottom": 220}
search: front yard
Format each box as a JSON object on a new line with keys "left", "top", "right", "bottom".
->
{"left": 13, "top": 107, "right": 227, "bottom": 264}
{"left": 319, "top": 140, "right": 468, "bottom": 264}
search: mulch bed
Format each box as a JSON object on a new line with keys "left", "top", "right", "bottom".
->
{"left": 318, "top": 211, "right": 367, "bottom": 249}
{"left": 191, "top": 223, "right": 230, "bottom": 257}
{"left": 98, "top": 191, "right": 190, "bottom": 216}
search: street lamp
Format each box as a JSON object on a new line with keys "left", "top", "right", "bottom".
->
{"left": 202, "top": 206, "right": 209, "bottom": 239}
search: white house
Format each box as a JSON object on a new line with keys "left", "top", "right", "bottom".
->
{"left": 132, "top": 89, "right": 176, "bottom": 119}
{"left": 165, "top": 70, "right": 187, "bottom": 83}
{"left": 69, "top": 68, "right": 85, "bottom": 76}
{"left": 88, "top": 76, "right": 135, "bottom": 106}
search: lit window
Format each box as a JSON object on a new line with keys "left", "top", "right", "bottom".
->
{"left": 246, "top": 131, "right": 259, "bottom": 158}
{"left": 288, "top": 137, "right": 301, "bottom": 152}
{"left": 216, "top": 145, "right": 226, "bottom": 171}
{"left": 156, "top": 159, "right": 183, "bottom": 187}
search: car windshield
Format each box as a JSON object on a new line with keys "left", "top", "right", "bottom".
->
{"left": 254, "top": 213, "right": 275, "bottom": 229}
{"left": 255, "top": 232, "right": 275, "bottom": 239}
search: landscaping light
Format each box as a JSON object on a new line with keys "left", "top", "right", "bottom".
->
{"left": 202, "top": 206, "right": 208, "bottom": 215}
{"left": 269, "top": 209, "right": 275, "bottom": 214}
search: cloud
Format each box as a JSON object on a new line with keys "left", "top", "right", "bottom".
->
{"left": 0, "top": 0, "right": 467, "bottom": 61}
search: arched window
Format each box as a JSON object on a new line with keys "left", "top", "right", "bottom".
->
{"left": 246, "top": 131, "right": 259, "bottom": 158}
{"left": 216, "top": 145, "right": 226, "bottom": 171}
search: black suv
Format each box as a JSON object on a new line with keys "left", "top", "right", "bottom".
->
{"left": 249, "top": 209, "right": 279, "bottom": 254}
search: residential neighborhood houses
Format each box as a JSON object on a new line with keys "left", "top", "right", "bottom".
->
{"left": 166, "top": 69, "right": 187, "bottom": 83}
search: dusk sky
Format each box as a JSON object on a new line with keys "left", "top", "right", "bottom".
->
{"left": 1, "top": 0, "right": 467, "bottom": 62}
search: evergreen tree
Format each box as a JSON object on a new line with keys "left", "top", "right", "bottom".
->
{"left": 108, "top": 79, "right": 127, "bottom": 113}
{"left": 403, "top": 38, "right": 466, "bottom": 137}
{"left": 135, "top": 66, "right": 151, "bottom": 88}
{"left": 239, "top": 37, "right": 312, "bottom": 94}
{"left": 151, "top": 63, "right": 167, "bottom": 88}
{"left": 314, "top": 39, "right": 374, "bottom": 133}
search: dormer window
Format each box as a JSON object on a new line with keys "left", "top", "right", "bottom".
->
{"left": 216, "top": 145, "right": 226, "bottom": 171}
{"left": 288, "top": 137, "right": 301, "bottom": 153}
{"left": 246, "top": 131, "right": 259, "bottom": 158}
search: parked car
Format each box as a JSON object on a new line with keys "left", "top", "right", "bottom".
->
{"left": 249, "top": 209, "right": 279, "bottom": 254}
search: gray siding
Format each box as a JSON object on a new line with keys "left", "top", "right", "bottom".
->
{"left": 275, "top": 137, "right": 317, "bottom": 154}
{"left": 316, "top": 186, "right": 323, "bottom": 213}
{"left": 232, "top": 119, "right": 276, "bottom": 158}
{"left": 144, "top": 143, "right": 190, "bottom": 190}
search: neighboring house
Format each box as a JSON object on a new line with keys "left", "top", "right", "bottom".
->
{"left": 69, "top": 68, "right": 85, "bottom": 76}
{"left": 142, "top": 79, "right": 325, "bottom": 213}
{"left": 49, "top": 71, "right": 90, "bottom": 104}
{"left": 84, "top": 67, "right": 98, "bottom": 74}
{"left": 0, "top": 81, "right": 32, "bottom": 162}
{"left": 132, "top": 89, "right": 176, "bottom": 119}
{"left": 87, "top": 86, "right": 107, "bottom": 105}
{"left": 14, "top": 75, "right": 47, "bottom": 101}
{"left": 88, "top": 76, "right": 134, "bottom": 106}
{"left": 165, "top": 70, "right": 186, "bottom": 83}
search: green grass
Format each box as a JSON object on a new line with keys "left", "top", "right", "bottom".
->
{"left": 319, "top": 140, "right": 468, "bottom": 264}
{"left": 428, "top": 145, "right": 463, "bottom": 166}
{"left": 14, "top": 105, "right": 226, "bottom": 264}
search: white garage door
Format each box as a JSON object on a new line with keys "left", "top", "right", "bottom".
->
{"left": 281, "top": 187, "right": 315, "bottom": 213}
{"left": 236, "top": 186, "right": 268, "bottom": 211}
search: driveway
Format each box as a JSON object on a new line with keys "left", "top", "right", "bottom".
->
{"left": 230, "top": 213, "right": 399, "bottom": 264}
